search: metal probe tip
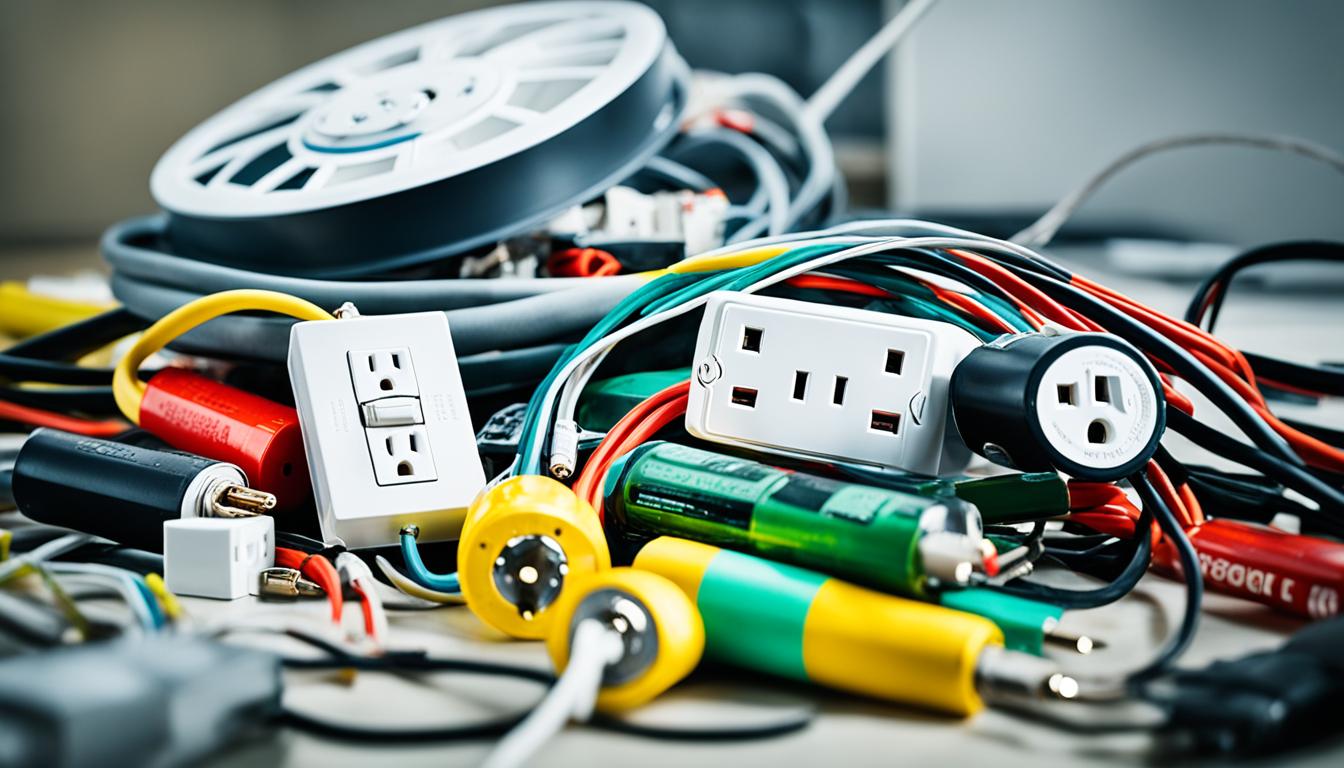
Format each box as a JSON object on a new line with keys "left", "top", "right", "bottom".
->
{"left": 211, "top": 484, "right": 277, "bottom": 517}
{"left": 1042, "top": 618, "right": 1104, "bottom": 655}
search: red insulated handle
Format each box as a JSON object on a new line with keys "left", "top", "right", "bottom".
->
{"left": 140, "top": 369, "right": 310, "bottom": 509}
{"left": 1159, "top": 518, "right": 1344, "bottom": 619}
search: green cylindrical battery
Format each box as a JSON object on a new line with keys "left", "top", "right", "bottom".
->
{"left": 605, "top": 441, "right": 961, "bottom": 598}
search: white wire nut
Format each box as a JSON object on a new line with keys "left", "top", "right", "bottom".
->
{"left": 548, "top": 420, "right": 580, "bottom": 479}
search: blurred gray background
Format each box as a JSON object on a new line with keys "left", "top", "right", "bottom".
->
{"left": 0, "top": 0, "right": 1340, "bottom": 261}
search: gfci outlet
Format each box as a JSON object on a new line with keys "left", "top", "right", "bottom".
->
{"left": 686, "top": 292, "right": 981, "bottom": 475}
{"left": 288, "top": 312, "right": 485, "bottom": 549}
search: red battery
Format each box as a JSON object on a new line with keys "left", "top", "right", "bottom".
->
{"left": 139, "top": 368, "right": 309, "bottom": 509}
{"left": 1156, "top": 518, "right": 1344, "bottom": 619}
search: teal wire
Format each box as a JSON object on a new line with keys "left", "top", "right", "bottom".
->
{"left": 132, "top": 576, "right": 165, "bottom": 630}
{"left": 399, "top": 531, "right": 461, "bottom": 592}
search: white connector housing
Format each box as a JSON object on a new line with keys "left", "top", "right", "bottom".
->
{"left": 685, "top": 292, "right": 981, "bottom": 475}
{"left": 288, "top": 312, "right": 485, "bottom": 549}
{"left": 1031, "top": 341, "right": 1161, "bottom": 474}
{"left": 163, "top": 516, "right": 274, "bottom": 600}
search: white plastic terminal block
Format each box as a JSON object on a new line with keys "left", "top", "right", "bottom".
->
{"left": 686, "top": 291, "right": 981, "bottom": 475}
{"left": 288, "top": 311, "right": 486, "bottom": 549}
{"left": 163, "top": 516, "right": 275, "bottom": 600}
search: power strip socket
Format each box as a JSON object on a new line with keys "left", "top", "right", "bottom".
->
{"left": 685, "top": 292, "right": 980, "bottom": 475}
{"left": 288, "top": 311, "right": 485, "bottom": 549}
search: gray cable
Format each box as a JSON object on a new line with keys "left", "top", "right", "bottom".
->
{"left": 640, "top": 156, "right": 718, "bottom": 192}
{"left": 1012, "top": 132, "right": 1344, "bottom": 249}
{"left": 674, "top": 128, "right": 791, "bottom": 238}
{"left": 102, "top": 215, "right": 630, "bottom": 313}
{"left": 726, "top": 74, "right": 835, "bottom": 239}
{"left": 110, "top": 274, "right": 631, "bottom": 362}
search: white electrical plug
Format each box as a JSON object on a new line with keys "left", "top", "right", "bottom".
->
{"left": 288, "top": 311, "right": 486, "bottom": 549}
{"left": 685, "top": 291, "right": 981, "bottom": 475}
{"left": 163, "top": 516, "right": 274, "bottom": 600}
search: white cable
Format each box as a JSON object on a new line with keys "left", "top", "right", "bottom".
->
{"left": 804, "top": 0, "right": 941, "bottom": 123}
{"left": 373, "top": 555, "right": 466, "bottom": 605}
{"left": 0, "top": 533, "right": 93, "bottom": 582}
{"left": 482, "top": 620, "right": 623, "bottom": 768}
{"left": 337, "top": 552, "right": 389, "bottom": 643}
{"left": 727, "top": 74, "right": 835, "bottom": 237}
{"left": 47, "top": 562, "right": 156, "bottom": 631}
{"left": 1012, "top": 132, "right": 1344, "bottom": 249}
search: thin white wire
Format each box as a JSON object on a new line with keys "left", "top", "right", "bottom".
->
{"left": 337, "top": 552, "right": 389, "bottom": 642}
{"left": 373, "top": 555, "right": 466, "bottom": 605}
{"left": 689, "top": 127, "right": 791, "bottom": 237}
{"left": 727, "top": 74, "right": 834, "bottom": 237}
{"left": 0, "top": 533, "right": 92, "bottom": 582}
{"left": 1012, "top": 132, "right": 1344, "bottom": 249}
{"left": 47, "top": 562, "right": 156, "bottom": 631}
{"left": 481, "top": 620, "right": 622, "bottom": 768}
{"left": 804, "top": 0, "right": 941, "bottom": 123}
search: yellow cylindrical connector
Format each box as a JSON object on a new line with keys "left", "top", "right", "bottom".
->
{"left": 546, "top": 568, "right": 704, "bottom": 711}
{"left": 458, "top": 475, "right": 610, "bottom": 639}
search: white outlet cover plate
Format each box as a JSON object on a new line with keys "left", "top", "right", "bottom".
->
{"left": 686, "top": 292, "right": 980, "bottom": 475}
{"left": 289, "top": 311, "right": 485, "bottom": 549}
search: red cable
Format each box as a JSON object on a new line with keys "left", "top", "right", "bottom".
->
{"left": 275, "top": 547, "right": 344, "bottom": 625}
{"left": 352, "top": 581, "right": 378, "bottom": 640}
{"left": 0, "top": 400, "right": 129, "bottom": 437}
{"left": 547, "top": 248, "right": 622, "bottom": 278}
{"left": 784, "top": 274, "right": 891, "bottom": 299}
{"left": 573, "top": 382, "right": 691, "bottom": 513}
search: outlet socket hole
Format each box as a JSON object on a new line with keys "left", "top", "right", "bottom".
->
{"left": 741, "top": 326, "right": 763, "bottom": 353}
{"left": 832, "top": 376, "right": 848, "bottom": 405}
{"left": 1094, "top": 375, "right": 1118, "bottom": 404}
{"left": 384, "top": 436, "right": 394, "bottom": 455}
{"left": 397, "top": 461, "right": 413, "bottom": 476}
{"left": 1057, "top": 383, "right": 1077, "bottom": 406}
{"left": 731, "top": 386, "right": 758, "bottom": 408}
{"left": 792, "top": 371, "right": 809, "bottom": 401}
{"left": 871, "top": 410, "right": 901, "bottom": 434}
{"left": 409, "top": 433, "right": 419, "bottom": 452}
{"left": 391, "top": 353, "right": 401, "bottom": 369}
{"left": 380, "top": 378, "right": 393, "bottom": 391}
{"left": 885, "top": 349, "right": 905, "bottom": 375}
{"left": 367, "top": 355, "right": 376, "bottom": 371}
{"left": 1087, "top": 419, "right": 1110, "bottom": 444}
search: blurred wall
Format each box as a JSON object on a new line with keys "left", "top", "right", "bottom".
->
{"left": 890, "top": 0, "right": 1344, "bottom": 245}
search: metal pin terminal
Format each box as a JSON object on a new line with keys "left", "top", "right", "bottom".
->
{"left": 258, "top": 567, "right": 325, "bottom": 601}
{"left": 210, "top": 484, "right": 277, "bottom": 517}
{"left": 1042, "top": 616, "right": 1104, "bottom": 655}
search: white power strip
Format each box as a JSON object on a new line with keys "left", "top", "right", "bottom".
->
{"left": 288, "top": 311, "right": 485, "bottom": 549}
{"left": 685, "top": 292, "right": 980, "bottom": 475}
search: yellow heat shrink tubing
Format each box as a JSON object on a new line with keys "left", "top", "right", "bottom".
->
{"left": 634, "top": 537, "right": 1076, "bottom": 716}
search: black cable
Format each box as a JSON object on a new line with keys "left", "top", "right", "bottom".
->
{"left": 1242, "top": 352, "right": 1344, "bottom": 399}
{"left": 0, "top": 385, "right": 119, "bottom": 415}
{"left": 1126, "top": 472, "right": 1202, "bottom": 684}
{"left": 3, "top": 307, "right": 147, "bottom": 360}
{"left": 994, "top": 502, "right": 1154, "bottom": 610}
{"left": 1015, "top": 267, "right": 1301, "bottom": 465}
{"left": 258, "top": 627, "right": 815, "bottom": 744}
{"left": 1184, "top": 241, "right": 1344, "bottom": 333}
{"left": 1166, "top": 409, "right": 1344, "bottom": 529}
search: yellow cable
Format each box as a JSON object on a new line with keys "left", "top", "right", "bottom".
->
{"left": 144, "top": 573, "right": 184, "bottom": 621}
{"left": 0, "top": 282, "right": 111, "bottom": 339}
{"left": 666, "top": 244, "right": 792, "bottom": 274}
{"left": 112, "top": 289, "right": 333, "bottom": 424}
